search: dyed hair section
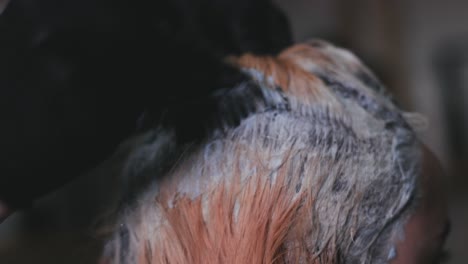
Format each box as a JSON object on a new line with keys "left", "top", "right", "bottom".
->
{"left": 102, "top": 40, "right": 422, "bottom": 263}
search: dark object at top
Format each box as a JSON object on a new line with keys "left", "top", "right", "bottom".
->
{"left": 0, "top": 0, "right": 292, "bottom": 208}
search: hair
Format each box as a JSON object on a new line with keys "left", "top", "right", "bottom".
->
{"left": 101, "top": 40, "right": 424, "bottom": 263}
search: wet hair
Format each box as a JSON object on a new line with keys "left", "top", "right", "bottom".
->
{"left": 102, "top": 40, "right": 424, "bottom": 263}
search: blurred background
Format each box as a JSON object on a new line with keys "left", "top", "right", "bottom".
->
{"left": 0, "top": 0, "right": 467, "bottom": 263}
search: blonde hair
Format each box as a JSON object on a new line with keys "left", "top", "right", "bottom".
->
{"left": 102, "top": 40, "right": 422, "bottom": 264}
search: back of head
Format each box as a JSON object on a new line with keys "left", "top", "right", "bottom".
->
{"left": 102, "top": 40, "right": 423, "bottom": 264}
